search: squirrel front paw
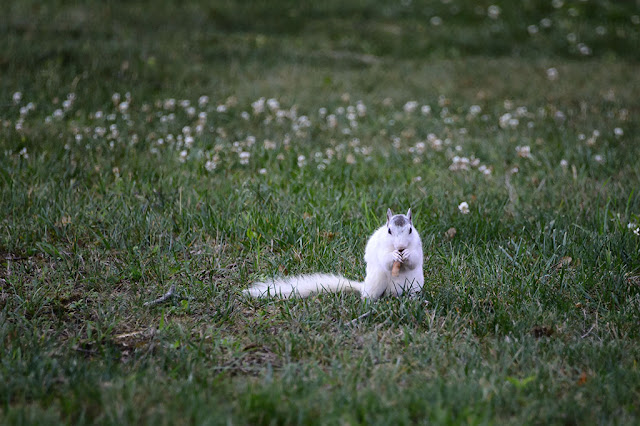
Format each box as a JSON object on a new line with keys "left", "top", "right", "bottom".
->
{"left": 401, "top": 250, "right": 411, "bottom": 262}
{"left": 392, "top": 250, "right": 404, "bottom": 263}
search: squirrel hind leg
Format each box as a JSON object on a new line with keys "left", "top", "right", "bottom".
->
{"left": 360, "top": 273, "right": 388, "bottom": 300}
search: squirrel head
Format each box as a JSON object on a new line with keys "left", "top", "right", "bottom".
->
{"left": 386, "top": 208, "right": 415, "bottom": 251}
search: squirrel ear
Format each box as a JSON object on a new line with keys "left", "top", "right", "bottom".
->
{"left": 387, "top": 208, "right": 393, "bottom": 223}
{"left": 406, "top": 208, "right": 412, "bottom": 222}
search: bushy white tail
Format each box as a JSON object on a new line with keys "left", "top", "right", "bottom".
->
{"left": 244, "top": 273, "right": 362, "bottom": 298}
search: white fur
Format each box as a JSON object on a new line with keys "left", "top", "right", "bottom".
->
{"left": 244, "top": 209, "right": 424, "bottom": 300}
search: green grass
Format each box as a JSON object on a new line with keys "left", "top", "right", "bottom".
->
{"left": 2, "top": 0, "right": 640, "bottom": 424}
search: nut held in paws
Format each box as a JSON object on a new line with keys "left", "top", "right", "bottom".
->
{"left": 392, "top": 260, "right": 401, "bottom": 277}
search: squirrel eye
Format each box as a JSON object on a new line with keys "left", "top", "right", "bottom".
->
{"left": 409, "top": 227, "right": 412, "bottom": 234}
{"left": 388, "top": 228, "right": 392, "bottom": 235}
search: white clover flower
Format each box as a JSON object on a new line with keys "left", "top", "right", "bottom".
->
{"left": 516, "top": 145, "right": 532, "bottom": 158}
{"left": 546, "top": 67, "right": 559, "bottom": 81}
{"left": 345, "top": 154, "right": 356, "bottom": 165}
{"left": 614, "top": 127, "right": 624, "bottom": 137}
{"left": 239, "top": 151, "right": 250, "bottom": 165}
{"left": 499, "top": 113, "right": 518, "bottom": 129}
{"left": 216, "top": 104, "right": 227, "bottom": 113}
{"left": 267, "top": 98, "right": 280, "bottom": 111}
{"left": 318, "top": 107, "right": 327, "bottom": 117}
{"left": 179, "top": 150, "right": 188, "bottom": 162}
{"left": 297, "top": 115, "right": 312, "bottom": 128}
{"left": 326, "top": 114, "right": 338, "bottom": 129}
{"left": 258, "top": 168, "right": 267, "bottom": 175}
{"left": 430, "top": 16, "right": 442, "bottom": 26}
{"left": 19, "top": 147, "right": 28, "bottom": 158}
{"left": 297, "top": 155, "right": 306, "bottom": 167}
{"left": 186, "top": 106, "right": 196, "bottom": 117}
{"left": 578, "top": 43, "right": 592, "bottom": 56}
{"left": 205, "top": 160, "right": 216, "bottom": 171}
{"left": 94, "top": 127, "right": 106, "bottom": 137}
{"left": 540, "top": 18, "right": 552, "bottom": 28}
{"left": 13, "top": 92, "right": 22, "bottom": 104}
{"left": 112, "top": 93, "right": 121, "bottom": 105}
{"left": 594, "top": 154, "right": 604, "bottom": 164}
{"left": 240, "top": 111, "right": 250, "bottom": 120}
{"left": 179, "top": 99, "right": 190, "bottom": 108}
{"left": 560, "top": 159, "right": 568, "bottom": 169}
{"left": 458, "top": 202, "right": 470, "bottom": 214}
{"left": 198, "top": 96, "right": 209, "bottom": 107}
{"left": 421, "top": 105, "right": 432, "bottom": 115}
{"left": 184, "top": 136, "right": 194, "bottom": 149}
{"left": 487, "top": 5, "right": 501, "bottom": 19}
{"left": 251, "top": 98, "right": 265, "bottom": 114}
{"left": 552, "top": 0, "right": 564, "bottom": 9}
{"left": 449, "top": 156, "right": 470, "bottom": 171}
{"left": 469, "top": 105, "right": 482, "bottom": 116}
{"left": 356, "top": 101, "right": 367, "bottom": 117}
{"left": 109, "top": 124, "right": 119, "bottom": 138}
{"left": 635, "top": 227, "right": 640, "bottom": 236}
{"left": 527, "top": 25, "right": 539, "bottom": 35}
{"left": 628, "top": 222, "right": 638, "bottom": 230}
{"left": 403, "top": 101, "right": 419, "bottom": 113}
{"left": 566, "top": 33, "right": 577, "bottom": 43}
{"left": 163, "top": 99, "right": 176, "bottom": 110}
{"left": 118, "top": 101, "right": 129, "bottom": 113}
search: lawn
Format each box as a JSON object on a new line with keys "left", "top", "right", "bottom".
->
{"left": 1, "top": 0, "right": 640, "bottom": 424}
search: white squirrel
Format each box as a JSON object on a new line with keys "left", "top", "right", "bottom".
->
{"left": 244, "top": 208, "right": 424, "bottom": 300}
